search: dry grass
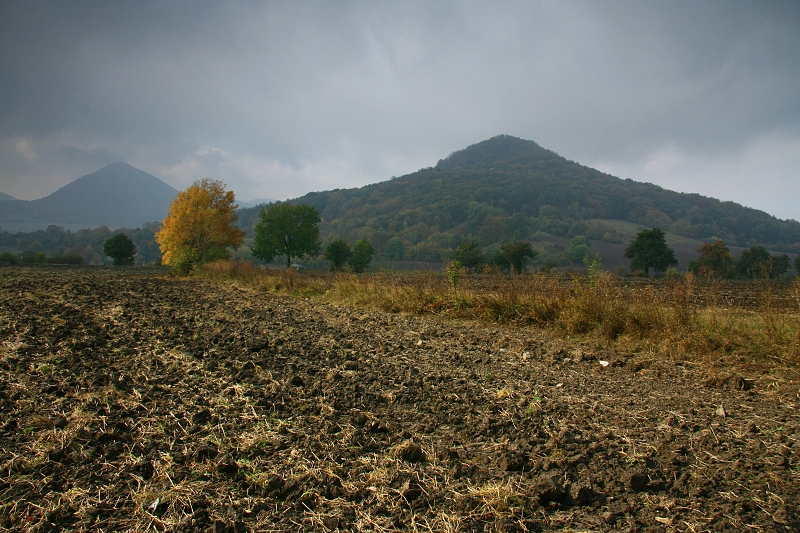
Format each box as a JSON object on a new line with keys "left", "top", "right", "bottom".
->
{"left": 200, "top": 260, "right": 800, "bottom": 368}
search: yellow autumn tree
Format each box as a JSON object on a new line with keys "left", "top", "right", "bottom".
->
{"left": 156, "top": 178, "right": 244, "bottom": 273}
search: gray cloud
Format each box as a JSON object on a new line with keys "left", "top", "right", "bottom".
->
{"left": 1, "top": 1, "right": 799, "bottom": 219}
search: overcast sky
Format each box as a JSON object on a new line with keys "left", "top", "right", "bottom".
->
{"left": 1, "top": 1, "right": 799, "bottom": 219}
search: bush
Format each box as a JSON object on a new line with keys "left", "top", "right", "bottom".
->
{"left": 170, "top": 247, "right": 197, "bottom": 276}
{"left": 0, "top": 252, "right": 19, "bottom": 265}
{"left": 20, "top": 250, "right": 37, "bottom": 264}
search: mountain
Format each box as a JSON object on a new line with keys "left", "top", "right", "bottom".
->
{"left": 0, "top": 191, "right": 17, "bottom": 202}
{"left": 237, "top": 135, "right": 800, "bottom": 267}
{"left": 238, "top": 198, "right": 276, "bottom": 209}
{"left": 0, "top": 163, "right": 177, "bottom": 232}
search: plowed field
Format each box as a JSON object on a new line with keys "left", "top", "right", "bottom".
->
{"left": 1, "top": 267, "right": 798, "bottom": 532}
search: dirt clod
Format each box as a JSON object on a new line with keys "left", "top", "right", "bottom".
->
{"left": 393, "top": 440, "right": 426, "bottom": 463}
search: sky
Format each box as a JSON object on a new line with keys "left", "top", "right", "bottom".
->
{"left": 1, "top": 1, "right": 799, "bottom": 219}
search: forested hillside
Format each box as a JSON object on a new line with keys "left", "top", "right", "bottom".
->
{"left": 237, "top": 135, "right": 800, "bottom": 265}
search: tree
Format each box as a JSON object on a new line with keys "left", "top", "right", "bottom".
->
{"left": 156, "top": 178, "right": 244, "bottom": 273}
{"left": 491, "top": 241, "right": 538, "bottom": 273}
{"left": 349, "top": 239, "right": 375, "bottom": 273}
{"left": 488, "top": 248, "right": 509, "bottom": 271}
{"left": 772, "top": 254, "right": 790, "bottom": 278}
{"left": 567, "top": 235, "right": 591, "bottom": 264}
{"left": 737, "top": 246, "right": 772, "bottom": 278}
{"left": 253, "top": 203, "right": 320, "bottom": 268}
{"left": 794, "top": 255, "right": 800, "bottom": 274}
{"left": 451, "top": 240, "right": 485, "bottom": 271}
{"left": 695, "top": 240, "right": 734, "bottom": 277}
{"left": 103, "top": 233, "right": 136, "bottom": 265}
{"left": 623, "top": 228, "right": 677, "bottom": 276}
{"left": 324, "top": 238, "right": 351, "bottom": 271}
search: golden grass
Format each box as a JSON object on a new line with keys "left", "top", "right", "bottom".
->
{"left": 200, "top": 260, "right": 800, "bottom": 368}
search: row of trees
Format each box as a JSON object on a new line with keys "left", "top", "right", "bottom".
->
{"left": 154, "top": 179, "right": 375, "bottom": 274}
{"left": 0, "top": 232, "right": 142, "bottom": 266}
{"left": 323, "top": 239, "right": 375, "bottom": 272}
{"left": 450, "top": 240, "right": 539, "bottom": 273}
{"left": 620, "top": 227, "right": 796, "bottom": 279}
{"left": 444, "top": 230, "right": 669, "bottom": 275}
{"left": 690, "top": 240, "right": 795, "bottom": 279}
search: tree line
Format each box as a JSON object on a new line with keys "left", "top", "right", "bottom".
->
{"left": 688, "top": 239, "right": 795, "bottom": 279}
{"left": 0, "top": 223, "right": 161, "bottom": 265}
{"left": 2, "top": 176, "right": 796, "bottom": 279}
{"left": 153, "top": 179, "right": 374, "bottom": 275}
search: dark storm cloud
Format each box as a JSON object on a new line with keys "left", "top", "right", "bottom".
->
{"left": 1, "top": 1, "right": 799, "bottom": 219}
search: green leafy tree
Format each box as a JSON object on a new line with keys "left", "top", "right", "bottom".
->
{"left": 540, "top": 258, "right": 558, "bottom": 273}
{"left": 567, "top": 235, "right": 591, "bottom": 264}
{"left": 451, "top": 240, "right": 485, "bottom": 271}
{"left": 772, "top": 254, "right": 790, "bottom": 278}
{"left": 324, "top": 238, "right": 351, "bottom": 271}
{"left": 253, "top": 203, "right": 321, "bottom": 268}
{"left": 103, "top": 233, "right": 137, "bottom": 265}
{"left": 737, "top": 246, "right": 772, "bottom": 279}
{"left": 623, "top": 228, "right": 677, "bottom": 276}
{"left": 349, "top": 239, "right": 375, "bottom": 273}
{"left": 570, "top": 244, "right": 590, "bottom": 264}
{"left": 488, "top": 250, "right": 510, "bottom": 272}
{"left": 695, "top": 240, "right": 734, "bottom": 277}
{"left": 501, "top": 241, "right": 539, "bottom": 273}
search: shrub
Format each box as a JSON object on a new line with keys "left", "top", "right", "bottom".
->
{"left": 170, "top": 247, "right": 197, "bottom": 276}
{"left": 0, "top": 252, "right": 19, "bottom": 265}
{"left": 20, "top": 250, "right": 37, "bottom": 263}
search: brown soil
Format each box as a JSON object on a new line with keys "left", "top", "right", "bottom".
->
{"left": 1, "top": 266, "right": 798, "bottom": 532}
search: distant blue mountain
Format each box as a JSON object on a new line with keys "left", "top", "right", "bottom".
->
{"left": 238, "top": 198, "right": 276, "bottom": 208}
{"left": 0, "top": 191, "right": 17, "bottom": 202}
{"left": 0, "top": 162, "right": 178, "bottom": 231}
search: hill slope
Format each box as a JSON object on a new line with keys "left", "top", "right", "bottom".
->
{"left": 239, "top": 135, "right": 800, "bottom": 266}
{"left": 0, "top": 191, "right": 17, "bottom": 202}
{"left": 0, "top": 163, "right": 177, "bottom": 231}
